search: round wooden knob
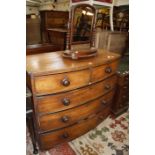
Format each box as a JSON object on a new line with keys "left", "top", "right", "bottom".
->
{"left": 62, "top": 133, "right": 69, "bottom": 139}
{"left": 104, "top": 84, "right": 111, "bottom": 90}
{"left": 61, "top": 116, "right": 69, "bottom": 123}
{"left": 105, "top": 67, "right": 112, "bottom": 73}
{"left": 101, "top": 100, "right": 107, "bottom": 106}
{"left": 123, "top": 86, "right": 128, "bottom": 89}
{"left": 62, "top": 98, "right": 70, "bottom": 106}
{"left": 122, "top": 95, "right": 127, "bottom": 99}
{"left": 61, "top": 77, "right": 70, "bottom": 86}
{"left": 99, "top": 115, "right": 104, "bottom": 120}
{"left": 125, "top": 76, "right": 129, "bottom": 81}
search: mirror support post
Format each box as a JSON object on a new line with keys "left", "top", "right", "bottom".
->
{"left": 110, "top": 7, "right": 114, "bottom": 31}
{"left": 65, "top": 8, "right": 71, "bottom": 53}
{"left": 91, "top": 9, "right": 97, "bottom": 49}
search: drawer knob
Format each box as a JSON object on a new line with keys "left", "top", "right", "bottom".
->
{"left": 125, "top": 76, "right": 129, "bottom": 81}
{"left": 105, "top": 67, "right": 112, "bottom": 73}
{"left": 99, "top": 115, "right": 104, "bottom": 120}
{"left": 61, "top": 78, "right": 70, "bottom": 86}
{"left": 62, "top": 98, "right": 70, "bottom": 106}
{"left": 122, "top": 95, "right": 127, "bottom": 99}
{"left": 104, "top": 84, "right": 111, "bottom": 90}
{"left": 101, "top": 100, "right": 107, "bottom": 106}
{"left": 123, "top": 86, "right": 128, "bottom": 89}
{"left": 61, "top": 116, "right": 69, "bottom": 123}
{"left": 62, "top": 133, "right": 69, "bottom": 139}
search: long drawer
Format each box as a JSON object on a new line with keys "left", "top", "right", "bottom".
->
{"left": 34, "top": 61, "right": 119, "bottom": 96}
{"left": 36, "top": 75, "right": 117, "bottom": 114}
{"left": 38, "top": 106, "right": 111, "bottom": 150}
{"left": 38, "top": 90, "right": 114, "bottom": 132}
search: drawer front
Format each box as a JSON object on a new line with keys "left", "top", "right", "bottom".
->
{"left": 39, "top": 106, "right": 111, "bottom": 150}
{"left": 34, "top": 69, "right": 90, "bottom": 95}
{"left": 92, "top": 60, "right": 119, "bottom": 82}
{"left": 121, "top": 84, "right": 129, "bottom": 94}
{"left": 36, "top": 75, "right": 117, "bottom": 114}
{"left": 118, "top": 88, "right": 129, "bottom": 103}
{"left": 34, "top": 60, "right": 119, "bottom": 96}
{"left": 118, "top": 101, "right": 129, "bottom": 109}
{"left": 38, "top": 91, "right": 115, "bottom": 132}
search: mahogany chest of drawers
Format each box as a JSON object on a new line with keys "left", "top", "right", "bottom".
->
{"left": 26, "top": 49, "right": 120, "bottom": 150}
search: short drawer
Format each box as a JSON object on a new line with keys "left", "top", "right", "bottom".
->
{"left": 38, "top": 106, "right": 110, "bottom": 150}
{"left": 36, "top": 75, "right": 117, "bottom": 114}
{"left": 92, "top": 60, "right": 119, "bottom": 82}
{"left": 34, "top": 69, "right": 90, "bottom": 95}
{"left": 38, "top": 91, "right": 115, "bottom": 132}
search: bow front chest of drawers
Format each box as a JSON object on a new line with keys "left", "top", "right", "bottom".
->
{"left": 26, "top": 49, "right": 120, "bottom": 150}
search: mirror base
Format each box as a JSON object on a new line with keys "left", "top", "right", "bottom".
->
{"left": 62, "top": 48, "right": 98, "bottom": 60}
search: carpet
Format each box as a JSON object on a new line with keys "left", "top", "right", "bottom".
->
{"left": 69, "top": 112, "right": 129, "bottom": 155}
{"left": 27, "top": 112, "right": 128, "bottom": 155}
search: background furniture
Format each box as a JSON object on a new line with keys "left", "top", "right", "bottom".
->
{"left": 40, "top": 10, "right": 69, "bottom": 46}
{"left": 96, "top": 12, "right": 111, "bottom": 30}
{"left": 111, "top": 56, "right": 129, "bottom": 116}
{"left": 47, "top": 28, "right": 68, "bottom": 50}
{"left": 95, "top": 29, "right": 128, "bottom": 56}
{"left": 26, "top": 49, "right": 120, "bottom": 150}
{"left": 113, "top": 5, "right": 129, "bottom": 32}
{"left": 26, "top": 15, "right": 42, "bottom": 45}
{"left": 26, "top": 43, "right": 61, "bottom": 55}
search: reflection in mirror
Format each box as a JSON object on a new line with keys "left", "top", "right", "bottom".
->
{"left": 72, "top": 6, "right": 94, "bottom": 42}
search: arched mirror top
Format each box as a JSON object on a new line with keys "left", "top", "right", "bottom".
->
{"left": 71, "top": 4, "right": 96, "bottom": 44}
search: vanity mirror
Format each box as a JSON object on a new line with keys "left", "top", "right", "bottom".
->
{"left": 63, "top": 4, "right": 97, "bottom": 59}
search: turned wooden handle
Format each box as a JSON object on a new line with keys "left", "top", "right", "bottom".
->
{"left": 99, "top": 115, "right": 104, "bottom": 120}
{"left": 62, "top": 98, "right": 70, "bottom": 106}
{"left": 122, "top": 95, "right": 127, "bottom": 99}
{"left": 104, "top": 84, "right": 111, "bottom": 90}
{"left": 105, "top": 66, "right": 112, "bottom": 73}
{"left": 123, "top": 86, "right": 128, "bottom": 89}
{"left": 125, "top": 76, "right": 129, "bottom": 81}
{"left": 61, "top": 77, "right": 70, "bottom": 86}
{"left": 62, "top": 133, "right": 69, "bottom": 139}
{"left": 101, "top": 100, "right": 107, "bottom": 106}
{"left": 61, "top": 116, "right": 69, "bottom": 123}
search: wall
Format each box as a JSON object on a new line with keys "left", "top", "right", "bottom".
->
{"left": 26, "top": 0, "right": 129, "bottom": 15}
{"left": 26, "top": 0, "right": 70, "bottom": 15}
{"left": 26, "top": 6, "right": 39, "bottom": 15}
{"left": 114, "top": 0, "right": 129, "bottom": 6}
{"left": 39, "top": 0, "right": 70, "bottom": 11}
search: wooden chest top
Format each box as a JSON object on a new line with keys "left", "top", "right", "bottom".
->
{"left": 26, "top": 49, "right": 120, "bottom": 76}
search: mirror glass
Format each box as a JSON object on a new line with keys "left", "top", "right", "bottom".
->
{"left": 72, "top": 5, "right": 95, "bottom": 43}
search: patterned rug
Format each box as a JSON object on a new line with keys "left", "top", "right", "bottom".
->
{"left": 69, "top": 112, "right": 129, "bottom": 155}
{"left": 27, "top": 112, "right": 128, "bottom": 155}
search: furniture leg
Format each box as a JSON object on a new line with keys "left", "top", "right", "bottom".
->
{"left": 26, "top": 113, "right": 38, "bottom": 154}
